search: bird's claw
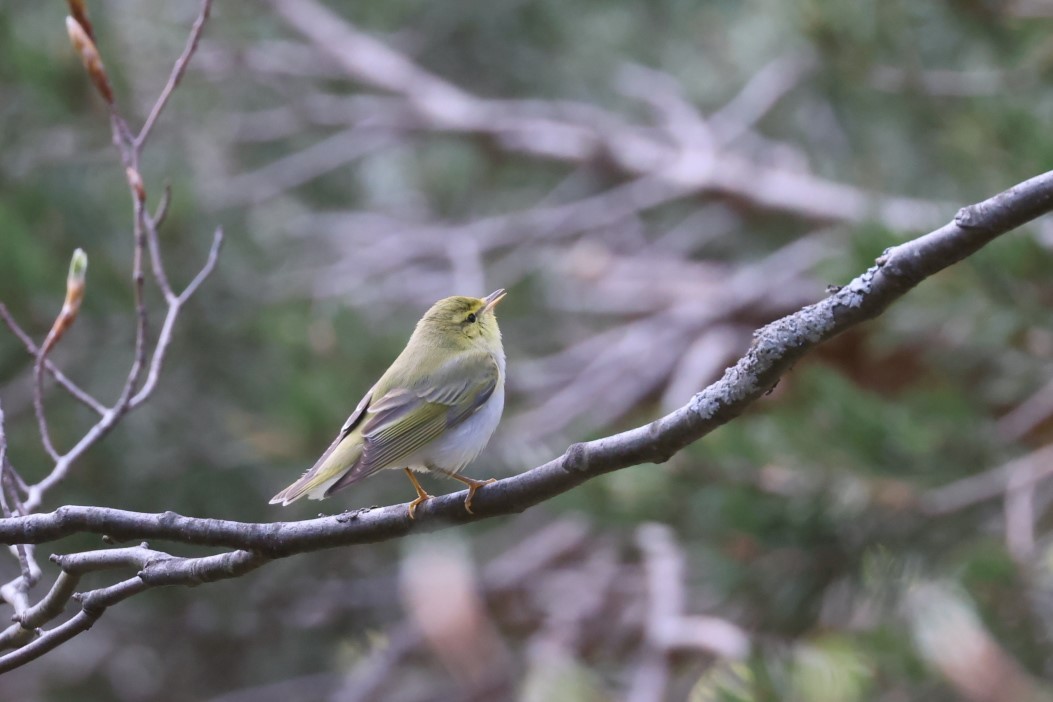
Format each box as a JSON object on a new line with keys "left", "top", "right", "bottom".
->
{"left": 463, "top": 478, "right": 498, "bottom": 514}
{"left": 407, "top": 493, "right": 432, "bottom": 520}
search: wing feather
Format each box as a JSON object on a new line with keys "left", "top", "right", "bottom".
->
{"left": 324, "top": 352, "right": 499, "bottom": 493}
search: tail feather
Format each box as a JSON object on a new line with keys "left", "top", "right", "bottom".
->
{"left": 269, "top": 432, "right": 364, "bottom": 506}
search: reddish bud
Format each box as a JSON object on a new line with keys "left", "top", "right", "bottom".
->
{"left": 66, "top": 0, "right": 95, "bottom": 41}
{"left": 65, "top": 16, "right": 114, "bottom": 105}
{"left": 126, "top": 167, "right": 147, "bottom": 204}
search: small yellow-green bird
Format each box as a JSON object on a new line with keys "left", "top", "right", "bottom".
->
{"left": 270, "top": 289, "right": 507, "bottom": 518}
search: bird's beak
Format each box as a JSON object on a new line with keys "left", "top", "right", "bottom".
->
{"left": 482, "top": 288, "right": 507, "bottom": 313}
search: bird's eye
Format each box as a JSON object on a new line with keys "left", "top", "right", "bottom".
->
{"left": 467, "top": 313, "right": 477, "bottom": 323}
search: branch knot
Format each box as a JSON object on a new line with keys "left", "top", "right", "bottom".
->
{"left": 954, "top": 204, "right": 990, "bottom": 231}
{"left": 562, "top": 443, "right": 590, "bottom": 474}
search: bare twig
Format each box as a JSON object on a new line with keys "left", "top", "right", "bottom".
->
{"left": 32, "top": 249, "right": 88, "bottom": 462}
{"left": 0, "top": 547, "right": 266, "bottom": 673}
{"left": 115, "top": 173, "right": 151, "bottom": 411}
{"left": 5, "top": 0, "right": 222, "bottom": 514}
{"left": 0, "top": 1, "right": 222, "bottom": 660}
{"left": 0, "top": 402, "right": 41, "bottom": 650}
{"left": 153, "top": 182, "right": 173, "bottom": 228}
{"left": 0, "top": 401, "right": 7, "bottom": 500}
{"left": 31, "top": 387, "right": 60, "bottom": 463}
{"left": 0, "top": 304, "right": 106, "bottom": 416}
{"left": 135, "top": 0, "right": 214, "bottom": 149}
{"left": 131, "top": 227, "right": 224, "bottom": 408}
{"left": 180, "top": 225, "right": 224, "bottom": 302}
{"left": 0, "top": 576, "right": 148, "bottom": 674}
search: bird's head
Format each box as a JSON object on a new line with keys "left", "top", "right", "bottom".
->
{"left": 417, "top": 289, "right": 506, "bottom": 351}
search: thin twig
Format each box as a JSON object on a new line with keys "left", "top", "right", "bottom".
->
{"left": 0, "top": 399, "right": 7, "bottom": 505}
{"left": 0, "top": 304, "right": 106, "bottom": 416}
{"left": 115, "top": 189, "right": 150, "bottom": 413}
{"left": 0, "top": 545, "right": 263, "bottom": 670}
{"left": 135, "top": 0, "right": 214, "bottom": 150}
{"left": 0, "top": 403, "right": 42, "bottom": 650}
{"left": 0, "top": 0, "right": 223, "bottom": 669}
{"left": 0, "top": 416, "right": 36, "bottom": 596}
{"left": 19, "top": 202, "right": 152, "bottom": 510}
{"left": 0, "top": 576, "right": 147, "bottom": 674}
{"left": 177, "top": 227, "right": 224, "bottom": 303}
{"left": 8, "top": 1, "right": 222, "bottom": 513}
{"left": 31, "top": 249, "right": 89, "bottom": 462}
{"left": 153, "top": 182, "right": 173, "bottom": 228}
{"left": 31, "top": 370, "right": 60, "bottom": 463}
{"left": 142, "top": 211, "right": 176, "bottom": 303}
{"left": 131, "top": 227, "right": 224, "bottom": 408}
{"left": 16, "top": 571, "right": 79, "bottom": 630}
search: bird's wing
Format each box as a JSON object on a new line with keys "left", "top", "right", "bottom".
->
{"left": 339, "top": 382, "right": 377, "bottom": 436}
{"left": 325, "top": 351, "right": 500, "bottom": 493}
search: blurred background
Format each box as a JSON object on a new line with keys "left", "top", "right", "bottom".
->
{"left": 2, "top": 0, "right": 1053, "bottom": 700}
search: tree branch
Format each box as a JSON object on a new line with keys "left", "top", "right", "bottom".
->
{"left": 1, "top": 169, "right": 1050, "bottom": 557}
{"left": 0, "top": 0, "right": 221, "bottom": 665}
{"left": 135, "top": 0, "right": 213, "bottom": 150}
{"left": 0, "top": 304, "right": 107, "bottom": 416}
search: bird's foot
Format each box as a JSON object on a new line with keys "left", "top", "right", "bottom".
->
{"left": 403, "top": 467, "right": 433, "bottom": 520}
{"left": 407, "top": 492, "right": 433, "bottom": 520}
{"left": 462, "top": 478, "right": 497, "bottom": 514}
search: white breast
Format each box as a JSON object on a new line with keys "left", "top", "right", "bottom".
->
{"left": 419, "top": 381, "right": 504, "bottom": 472}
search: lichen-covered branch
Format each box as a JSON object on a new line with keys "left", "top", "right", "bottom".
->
{"left": 1, "top": 170, "right": 1051, "bottom": 557}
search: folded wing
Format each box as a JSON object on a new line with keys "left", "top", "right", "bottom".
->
{"left": 324, "top": 351, "right": 499, "bottom": 494}
{"left": 269, "top": 351, "right": 499, "bottom": 505}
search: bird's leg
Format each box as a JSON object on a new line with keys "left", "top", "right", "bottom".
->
{"left": 403, "top": 468, "right": 433, "bottom": 520}
{"left": 430, "top": 467, "right": 497, "bottom": 514}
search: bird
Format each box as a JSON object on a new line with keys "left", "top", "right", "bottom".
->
{"left": 270, "top": 289, "right": 507, "bottom": 519}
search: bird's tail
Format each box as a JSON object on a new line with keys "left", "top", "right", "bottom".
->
{"left": 269, "top": 433, "right": 363, "bottom": 506}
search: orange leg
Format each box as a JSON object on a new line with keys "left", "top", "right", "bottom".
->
{"left": 431, "top": 467, "right": 497, "bottom": 514}
{"left": 403, "top": 468, "right": 433, "bottom": 520}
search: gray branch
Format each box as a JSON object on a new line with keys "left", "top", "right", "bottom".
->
{"left": 1, "top": 169, "right": 1051, "bottom": 558}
